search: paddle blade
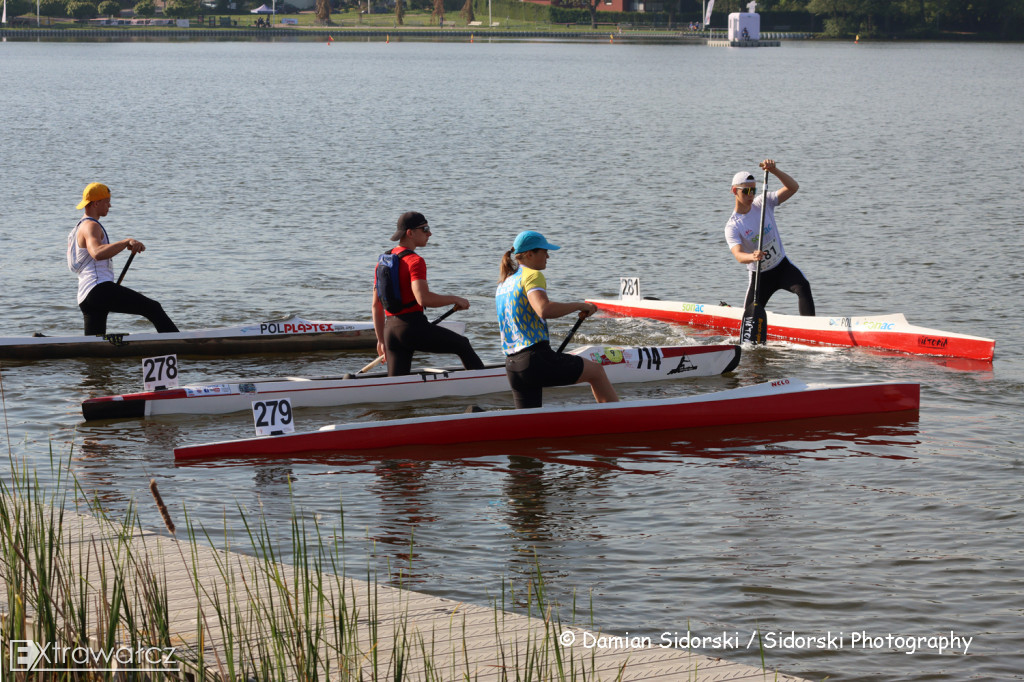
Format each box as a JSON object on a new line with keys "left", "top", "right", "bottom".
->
{"left": 740, "top": 304, "right": 768, "bottom": 345}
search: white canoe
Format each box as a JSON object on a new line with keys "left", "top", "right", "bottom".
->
{"left": 0, "top": 314, "right": 463, "bottom": 360}
{"left": 588, "top": 298, "right": 995, "bottom": 362}
{"left": 173, "top": 378, "right": 920, "bottom": 461}
{"left": 82, "top": 343, "right": 741, "bottom": 421}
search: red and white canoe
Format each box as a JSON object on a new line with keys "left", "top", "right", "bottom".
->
{"left": 173, "top": 378, "right": 920, "bottom": 461}
{"left": 587, "top": 298, "right": 995, "bottom": 362}
{"left": 83, "top": 343, "right": 741, "bottom": 421}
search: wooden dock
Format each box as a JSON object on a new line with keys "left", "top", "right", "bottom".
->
{"left": 1, "top": 503, "right": 814, "bottom": 681}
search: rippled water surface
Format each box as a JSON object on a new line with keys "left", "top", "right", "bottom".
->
{"left": 2, "top": 39, "right": 1023, "bottom": 680}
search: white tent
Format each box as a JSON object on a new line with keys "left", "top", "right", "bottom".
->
{"left": 250, "top": 4, "right": 276, "bottom": 13}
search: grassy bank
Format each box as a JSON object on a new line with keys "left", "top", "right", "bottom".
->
{"left": 0, "top": 449, "right": 620, "bottom": 680}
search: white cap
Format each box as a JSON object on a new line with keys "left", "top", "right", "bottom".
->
{"left": 731, "top": 171, "right": 756, "bottom": 186}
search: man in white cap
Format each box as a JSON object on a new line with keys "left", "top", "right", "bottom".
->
{"left": 724, "top": 159, "right": 815, "bottom": 316}
{"left": 68, "top": 183, "right": 179, "bottom": 335}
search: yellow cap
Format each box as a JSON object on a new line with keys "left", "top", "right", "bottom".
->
{"left": 76, "top": 183, "right": 110, "bottom": 210}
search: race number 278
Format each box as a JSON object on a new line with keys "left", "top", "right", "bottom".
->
{"left": 142, "top": 354, "right": 179, "bottom": 391}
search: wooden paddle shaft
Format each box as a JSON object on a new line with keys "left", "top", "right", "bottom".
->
{"left": 751, "top": 169, "right": 770, "bottom": 299}
{"left": 557, "top": 314, "right": 586, "bottom": 353}
{"left": 116, "top": 251, "right": 136, "bottom": 285}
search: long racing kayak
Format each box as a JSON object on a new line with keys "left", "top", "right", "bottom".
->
{"left": 587, "top": 298, "right": 995, "bottom": 361}
{"left": 83, "top": 343, "right": 741, "bottom": 421}
{"left": 1, "top": 315, "right": 462, "bottom": 360}
{"left": 173, "top": 378, "right": 920, "bottom": 461}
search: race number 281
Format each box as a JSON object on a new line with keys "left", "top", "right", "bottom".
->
{"left": 619, "top": 277, "right": 641, "bottom": 301}
{"left": 142, "top": 354, "right": 179, "bottom": 392}
{"left": 252, "top": 398, "right": 295, "bottom": 436}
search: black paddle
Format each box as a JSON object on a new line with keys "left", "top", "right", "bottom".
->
{"left": 557, "top": 313, "right": 587, "bottom": 353}
{"left": 116, "top": 251, "right": 136, "bottom": 285}
{"left": 359, "top": 305, "right": 459, "bottom": 374}
{"left": 740, "top": 169, "right": 770, "bottom": 345}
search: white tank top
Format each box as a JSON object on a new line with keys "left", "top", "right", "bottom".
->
{"left": 68, "top": 217, "right": 115, "bottom": 304}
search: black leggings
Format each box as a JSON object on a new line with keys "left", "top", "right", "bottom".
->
{"left": 504, "top": 341, "right": 585, "bottom": 409}
{"left": 744, "top": 257, "right": 815, "bottom": 316}
{"left": 383, "top": 312, "right": 483, "bottom": 376}
{"left": 79, "top": 281, "right": 179, "bottom": 336}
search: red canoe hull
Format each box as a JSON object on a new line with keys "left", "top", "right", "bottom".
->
{"left": 174, "top": 380, "right": 920, "bottom": 461}
{"left": 588, "top": 299, "right": 994, "bottom": 362}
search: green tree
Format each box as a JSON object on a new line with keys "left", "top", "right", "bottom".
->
{"left": 39, "top": 0, "right": 68, "bottom": 16}
{"left": 98, "top": 0, "right": 120, "bottom": 15}
{"left": 394, "top": 0, "right": 404, "bottom": 24}
{"left": 431, "top": 0, "right": 443, "bottom": 23}
{"left": 315, "top": 0, "right": 332, "bottom": 23}
{"left": 163, "top": 0, "right": 199, "bottom": 17}
{"left": 3, "top": 0, "right": 35, "bottom": 16}
{"left": 133, "top": 0, "right": 155, "bottom": 16}
{"left": 460, "top": 0, "right": 473, "bottom": 23}
{"left": 66, "top": 0, "right": 98, "bottom": 21}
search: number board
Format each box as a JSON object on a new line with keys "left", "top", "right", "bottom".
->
{"left": 619, "top": 277, "right": 641, "bottom": 301}
{"left": 252, "top": 398, "right": 295, "bottom": 436}
{"left": 142, "top": 354, "right": 179, "bottom": 392}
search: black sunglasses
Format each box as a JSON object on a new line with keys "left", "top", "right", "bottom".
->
{"left": 737, "top": 187, "right": 757, "bottom": 196}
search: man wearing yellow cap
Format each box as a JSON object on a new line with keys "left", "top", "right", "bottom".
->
{"left": 67, "top": 183, "right": 179, "bottom": 335}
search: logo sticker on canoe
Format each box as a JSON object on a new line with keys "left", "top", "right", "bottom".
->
{"left": 185, "top": 384, "right": 233, "bottom": 398}
{"left": 668, "top": 355, "right": 697, "bottom": 374}
{"left": 918, "top": 336, "right": 948, "bottom": 348}
{"left": 259, "top": 321, "right": 341, "bottom": 335}
{"left": 239, "top": 383, "right": 257, "bottom": 393}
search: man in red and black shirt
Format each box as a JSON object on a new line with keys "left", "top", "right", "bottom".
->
{"left": 371, "top": 212, "right": 484, "bottom": 376}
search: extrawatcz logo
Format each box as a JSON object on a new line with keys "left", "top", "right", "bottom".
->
{"left": 7, "top": 639, "right": 180, "bottom": 674}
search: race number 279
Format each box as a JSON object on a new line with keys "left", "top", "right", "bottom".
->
{"left": 252, "top": 399, "right": 295, "bottom": 436}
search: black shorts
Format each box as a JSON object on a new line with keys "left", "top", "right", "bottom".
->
{"left": 504, "top": 341, "right": 584, "bottom": 409}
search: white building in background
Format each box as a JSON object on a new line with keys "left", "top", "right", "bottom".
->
{"left": 728, "top": 0, "right": 760, "bottom": 41}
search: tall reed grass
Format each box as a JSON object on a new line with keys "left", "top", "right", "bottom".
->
{"left": 0, "top": 450, "right": 625, "bottom": 681}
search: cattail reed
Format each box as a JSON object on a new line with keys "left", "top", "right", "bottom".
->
{"left": 149, "top": 478, "right": 176, "bottom": 535}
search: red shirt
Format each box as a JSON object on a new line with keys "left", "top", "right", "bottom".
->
{"left": 381, "top": 246, "right": 426, "bottom": 316}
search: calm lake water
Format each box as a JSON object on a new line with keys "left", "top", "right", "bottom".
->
{"left": 1, "top": 38, "right": 1023, "bottom": 680}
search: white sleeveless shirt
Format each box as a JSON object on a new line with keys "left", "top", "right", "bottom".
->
{"left": 723, "top": 190, "right": 787, "bottom": 273}
{"left": 68, "top": 217, "right": 115, "bottom": 304}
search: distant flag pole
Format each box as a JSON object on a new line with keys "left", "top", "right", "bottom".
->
{"left": 2, "top": 0, "right": 8, "bottom": 26}
{"left": 703, "top": 0, "right": 714, "bottom": 28}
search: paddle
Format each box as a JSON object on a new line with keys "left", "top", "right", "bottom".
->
{"left": 740, "top": 169, "right": 770, "bottom": 345}
{"left": 556, "top": 313, "right": 587, "bottom": 353}
{"left": 358, "top": 306, "right": 459, "bottom": 374}
{"left": 116, "top": 251, "right": 136, "bottom": 285}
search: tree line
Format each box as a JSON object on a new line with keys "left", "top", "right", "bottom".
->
{"left": 553, "top": 0, "right": 1024, "bottom": 37}
{"left": 5, "top": 0, "right": 1022, "bottom": 36}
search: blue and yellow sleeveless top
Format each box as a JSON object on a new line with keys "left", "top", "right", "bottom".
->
{"left": 496, "top": 267, "right": 549, "bottom": 355}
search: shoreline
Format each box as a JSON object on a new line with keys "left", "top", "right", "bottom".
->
{"left": 0, "top": 26, "right": 805, "bottom": 42}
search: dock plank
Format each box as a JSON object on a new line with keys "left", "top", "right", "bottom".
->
{"left": 1, "top": 505, "right": 812, "bottom": 681}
